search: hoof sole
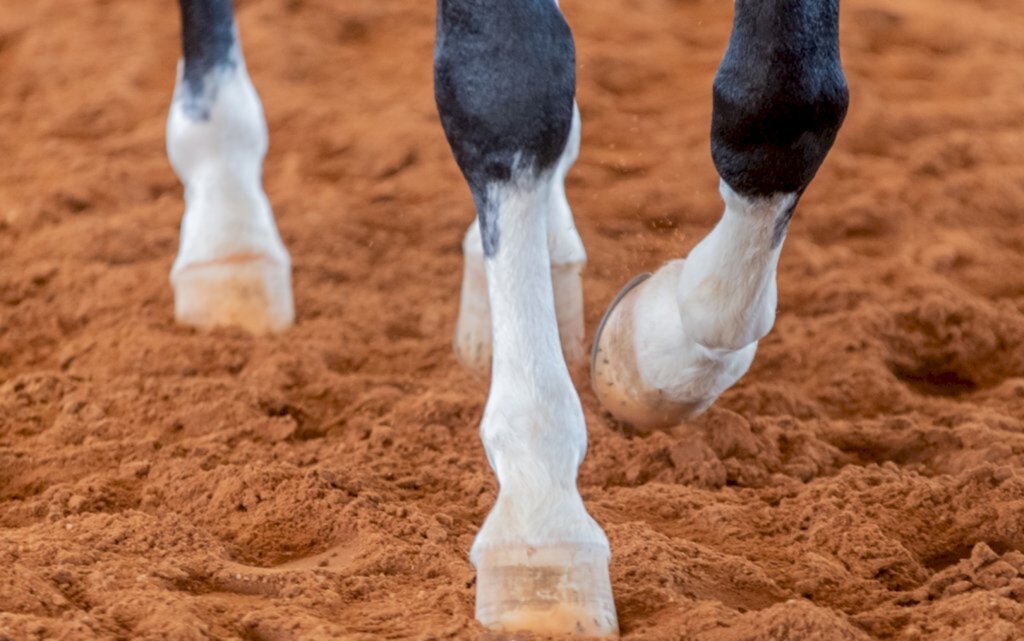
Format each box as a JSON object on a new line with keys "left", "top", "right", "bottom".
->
{"left": 592, "top": 266, "right": 705, "bottom": 432}
{"left": 455, "top": 255, "right": 588, "bottom": 376}
{"left": 172, "top": 254, "right": 294, "bottom": 335}
{"left": 475, "top": 545, "right": 618, "bottom": 637}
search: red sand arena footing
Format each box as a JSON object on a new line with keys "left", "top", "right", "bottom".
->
{"left": 2, "top": 0, "right": 1024, "bottom": 639}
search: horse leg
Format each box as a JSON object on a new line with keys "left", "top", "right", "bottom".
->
{"left": 454, "top": 103, "right": 586, "bottom": 374}
{"left": 168, "top": 0, "right": 293, "bottom": 334}
{"left": 592, "top": 0, "right": 849, "bottom": 431}
{"left": 435, "top": 1, "right": 616, "bottom": 634}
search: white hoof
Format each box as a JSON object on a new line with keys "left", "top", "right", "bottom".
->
{"left": 475, "top": 544, "right": 618, "bottom": 637}
{"left": 171, "top": 253, "right": 293, "bottom": 334}
{"left": 592, "top": 271, "right": 687, "bottom": 432}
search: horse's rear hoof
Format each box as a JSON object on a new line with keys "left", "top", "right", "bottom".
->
{"left": 475, "top": 544, "right": 619, "bottom": 637}
{"left": 171, "top": 254, "right": 294, "bottom": 334}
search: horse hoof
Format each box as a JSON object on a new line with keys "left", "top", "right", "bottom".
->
{"left": 171, "top": 253, "right": 294, "bottom": 334}
{"left": 454, "top": 253, "right": 586, "bottom": 375}
{"left": 592, "top": 263, "right": 707, "bottom": 432}
{"left": 475, "top": 544, "right": 618, "bottom": 637}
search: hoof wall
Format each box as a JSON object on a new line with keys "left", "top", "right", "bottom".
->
{"left": 453, "top": 333, "right": 491, "bottom": 377}
{"left": 172, "top": 254, "right": 294, "bottom": 335}
{"left": 475, "top": 545, "right": 618, "bottom": 637}
{"left": 591, "top": 273, "right": 651, "bottom": 380}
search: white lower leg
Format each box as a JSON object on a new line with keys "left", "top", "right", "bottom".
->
{"left": 548, "top": 103, "right": 587, "bottom": 368}
{"left": 592, "top": 182, "right": 795, "bottom": 431}
{"left": 473, "top": 178, "right": 617, "bottom": 636}
{"left": 453, "top": 219, "right": 492, "bottom": 373}
{"left": 455, "top": 105, "right": 586, "bottom": 373}
{"left": 676, "top": 183, "right": 794, "bottom": 351}
{"left": 167, "top": 43, "right": 292, "bottom": 334}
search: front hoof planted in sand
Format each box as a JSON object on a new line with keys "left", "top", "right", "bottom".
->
{"left": 475, "top": 545, "right": 618, "bottom": 637}
{"left": 171, "top": 253, "right": 294, "bottom": 335}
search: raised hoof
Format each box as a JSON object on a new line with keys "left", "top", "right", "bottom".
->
{"left": 171, "top": 254, "right": 294, "bottom": 335}
{"left": 475, "top": 545, "right": 618, "bottom": 637}
{"left": 591, "top": 265, "right": 701, "bottom": 432}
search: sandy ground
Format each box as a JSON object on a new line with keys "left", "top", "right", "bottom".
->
{"left": 2, "top": 0, "right": 1024, "bottom": 639}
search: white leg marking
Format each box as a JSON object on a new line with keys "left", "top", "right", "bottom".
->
{"left": 593, "top": 181, "right": 797, "bottom": 431}
{"left": 167, "top": 41, "right": 293, "bottom": 334}
{"left": 675, "top": 183, "right": 795, "bottom": 351}
{"left": 548, "top": 104, "right": 587, "bottom": 367}
{"left": 454, "top": 219, "right": 491, "bottom": 372}
{"left": 473, "top": 175, "right": 617, "bottom": 636}
{"left": 454, "top": 105, "right": 587, "bottom": 374}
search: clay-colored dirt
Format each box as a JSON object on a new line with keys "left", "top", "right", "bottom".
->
{"left": 3, "top": 0, "right": 1024, "bottom": 639}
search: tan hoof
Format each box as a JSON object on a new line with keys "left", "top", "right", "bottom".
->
{"left": 475, "top": 545, "right": 618, "bottom": 637}
{"left": 171, "top": 253, "right": 294, "bottom": 334}
{"left": 592, "top": 264, "right": 707, "bottom": 432}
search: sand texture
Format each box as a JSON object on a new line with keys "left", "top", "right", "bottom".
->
{"left": 2, "top": 0, "right": 1024, "bottom": 639}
